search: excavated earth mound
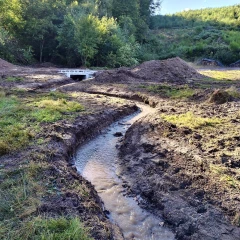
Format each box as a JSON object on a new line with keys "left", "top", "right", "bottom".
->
{"left": 0, "top": 58, "right": 15, "bottom": 69}
{"left": 95, "top": 57, "right": 203, "bottom": 84}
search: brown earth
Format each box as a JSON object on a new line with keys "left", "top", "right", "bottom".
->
{"left": 95, "top": 57, "right": 203, "bottom": 84}
{"left": 0, "top": 58, "right": 15, "bottom": 69}
{"left": 118, "top": 99, "right": 240, "bottom": 239}
{"left": 0, "top": 91, "right": 137, "bottom": 239}
{"left": 60, "top": 71, "right": 240, "bottom": 239}
{"left": 1, "top": 57, "right": 240, "bottom": 239}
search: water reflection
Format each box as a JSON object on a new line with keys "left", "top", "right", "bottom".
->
{"left": 75, "top": 105, "right": 175, "bottom": 240}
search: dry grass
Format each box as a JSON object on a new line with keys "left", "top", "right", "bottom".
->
{"left": 162, "top": 112, "right": 222, "bottom": 129}
{"left": 199, "top": 70, "right": 240, "bottom": 81}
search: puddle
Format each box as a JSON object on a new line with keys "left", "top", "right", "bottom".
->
{"left": 74, "top": 104, "right": 175, "bottom": 240}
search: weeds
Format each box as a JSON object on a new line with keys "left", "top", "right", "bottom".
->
{"left": 0, "top": 91, "right": 85, "bottom": 155}
{"left": 6, "top": 76, "right": 24, "bottom": 82}
{"left": 138, "top": 84, "right": 195, "bottom": 99}
{"left": 162, "top": 112, "right": 222, "bottom": 129}
{"left": 226, "top": 86, "right": 240, "bottom": 98}
{"left": 1, "top": 216, "right": 93, "bottom": 240}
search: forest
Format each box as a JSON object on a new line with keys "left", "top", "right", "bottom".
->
{"left": 0, "top": 0, "right": 161, "bottom": 67}
{"left": 150, "top": 5, "right": 240, "bottom": 65}
{"left": 0, "top": 1, "right": 239, "bottom": 67}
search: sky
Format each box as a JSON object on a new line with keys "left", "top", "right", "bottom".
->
{"left": 160, "top": 0, "right": 240, "bottom": 15}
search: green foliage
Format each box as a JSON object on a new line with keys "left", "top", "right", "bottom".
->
{"left": 162, "top": 112, "right": 222, "bottom": 129}
{"left": 0, "top": 26, "right": 33, "bottom": 64}
{"left": 0, "top": 0, "right": 159, "bottom": 67}
{"left": 149, "top": 5, "right": 240, "bottom": 65}
{"left": 151, "top": 5, "right": 240, "bottom": 29}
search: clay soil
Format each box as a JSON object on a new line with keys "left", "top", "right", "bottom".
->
{"left": 1, "top": 57, "right": 240, "bottom": 239}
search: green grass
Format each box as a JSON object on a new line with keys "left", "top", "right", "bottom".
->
{"left": 0, "top": 91, "right": 85, "bottom": 155}
{"left": 0, "top": 166, "right": 43, "bottom": 222}
{"left": 162, "top": 112, "right": 222, "bottom": 129}
{"left": 138, "top": 84, "right": 195, "bottom": 99}
{"left": 167, "top": 88, "right": 195, "bottom": 99}
{"left": 0, "top": 217, "right": 92, "bottom": 240}
{"left": 5, "top": 76, "right": 24, "bottom": 82}
{"left": 0, "top": 164, "right": 92, "bottom": 239}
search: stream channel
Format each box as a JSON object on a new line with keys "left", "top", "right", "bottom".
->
{"left": 74, "top": 104, "right": 175, "bottom": 240}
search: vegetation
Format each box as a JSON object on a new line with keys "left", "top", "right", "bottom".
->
{"left": 0, "top": 90, "right": 84, "bottom": 155}
{"left": 0, "top": 152, "right": 92, "bottom": 240}
{"left": 162, "top": 112, "right": 222, "bottom": 129}
{"left": 139, "top": 84, "right": 195, "bottom": 99}
{"left": 150, "top": 5, "right": 240, "bottom": 65}
{"left": 199, "top": 70, "right": 240, "bottom": 81}
{"left": 0, "top": 0, "right": 161, "bottom": 67}
{"left": 0, "top": 1, "right": 239, "bottom": 66}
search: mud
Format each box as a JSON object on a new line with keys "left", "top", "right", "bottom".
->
{"left": 119, "top": 111, "right": 240, "bottom": 239}
{"left": 1, "top": 58, "right": 240, "bottom": 239}
{"left": 60, "top": 74, "right": 240, "bottom": 239}
{"left": 74, "top": 105, "right": 175, "bottom": 240}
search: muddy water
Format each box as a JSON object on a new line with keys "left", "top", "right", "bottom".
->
{"left": 74, "top": 105, "right": 175, "bottom": 240}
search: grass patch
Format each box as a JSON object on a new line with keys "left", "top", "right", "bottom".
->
{"left": 210, "top": 164, "right": 240, "bottom": 189}
{"left": 167, "top": 88, "right": 195, "bottom": 99}
{"left": 6, "top": 76, "right": 24, "bottom": 82}
{"left": 0, "top": 166, "right": 44, "bottom": 222}
{"left": 34, "top": 99, "right": 84, "bottom": 113}
{"left": 226, "top": 86, "right": 240, "bottom": 98}
{"left": 0, "top": 161, "right": 92, "bottom": 240}
{"left": 199, "top": 70, "right": 240, "bottom": 81}
{"left": 0, "top": 216, "right": 92, "bottom": 240}
{"left": 31, "top": 99, "right": 84, "bottom": 123}
{"left": 0, "top": 91, "right": 85, "bottom": 155}
{"left": 138, "top": 84, "right": 195, "bottom": 99}
{"left": 162, "top": 112, "right": 222, "bottom": 129}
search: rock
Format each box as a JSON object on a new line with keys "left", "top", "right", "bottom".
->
{"left": 114, "top": 132, "right": 123, "bottom": 137}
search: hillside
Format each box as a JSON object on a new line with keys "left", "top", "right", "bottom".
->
{"left": 150, "top": 5, "right": 240, "bottom": 65}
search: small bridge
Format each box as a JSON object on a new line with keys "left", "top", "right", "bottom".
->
{"left": 59, "top": 69, "right": 97, "bottom": 80}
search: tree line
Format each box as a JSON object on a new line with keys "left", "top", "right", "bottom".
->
{"left": 149, "top": 5, "right": 240, "bottom": 65}
{"left": 0, "top": 0, "right": 161, "bottom": 67}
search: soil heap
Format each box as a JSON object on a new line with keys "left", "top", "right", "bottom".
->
{"left": 95, "top": 57, "right": 203, "bottom": 84}
{"left": 0, "top": 58, "right": 15, "bottom": 69}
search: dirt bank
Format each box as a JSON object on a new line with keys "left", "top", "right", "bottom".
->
{"left": 95, "top": 57, "right": 203, "bottom": 84}
{"left": 0, "top": 83, "right": 137, "bottom": 239}
{"left": 1, "top": 59, "right": 240, "bottom": 239}
{"left": 118, "top": 101, "right": 240, "bottom": 239}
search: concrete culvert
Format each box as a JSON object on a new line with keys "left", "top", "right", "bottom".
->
{"left": 70, "top": 75, "right": 86, "bottom": 81}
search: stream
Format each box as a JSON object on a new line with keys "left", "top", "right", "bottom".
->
{"left": 74, "top": 104, "right": 175, "bottom": 240}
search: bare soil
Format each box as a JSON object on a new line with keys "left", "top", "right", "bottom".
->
{"left": 1, "top": 57, "right": 240, "bottom": 239}
{"left": 0, "top": 58, "right": 15, "bottom": 69}
{"left": 95, "top": 57, "right": 203, "bottom": 84}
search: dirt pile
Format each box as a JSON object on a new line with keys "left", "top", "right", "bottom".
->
{"left": 95, "top": 57, "right": 203, "bottom": 84}
{"left": 208, "top": 89, "right": 232, "bottom": 104}
{"left": 0, "top": 58, "right": 15, "bottom": 69}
